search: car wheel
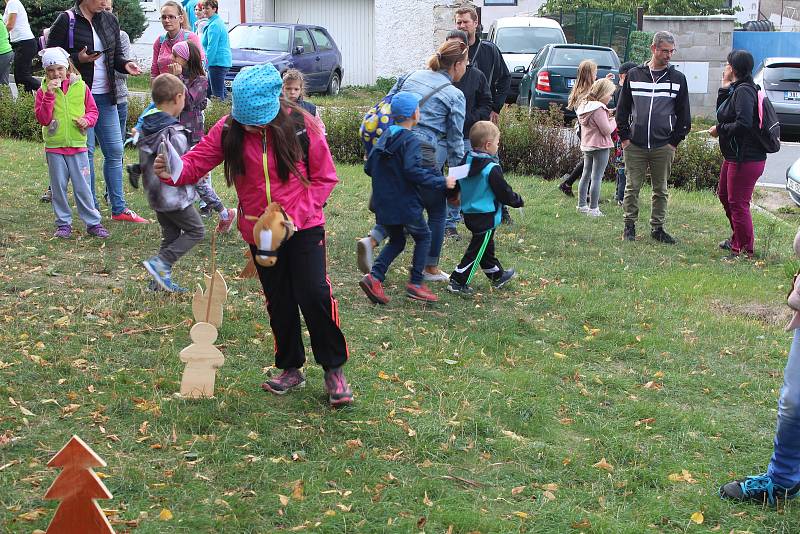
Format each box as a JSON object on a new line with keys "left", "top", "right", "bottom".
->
{"left": 327, "top": 72, "right": 341, "bottom": 96}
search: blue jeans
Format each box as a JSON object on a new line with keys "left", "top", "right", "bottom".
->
{"left": 87, "top": 93, "right": 126, "bottom": 215}
{"left": 767, "top": 328, "right": 800, "bottom": 488}
{"left": 370, "top": 217, "right": 431, "bottom": 285}
{"left": 370, "top": 189, "right": 446, "bottom": 268}
{"left": 117, "top": 99, "right": 129, "bottom": 142}
{"left": 47, "top": 151, "right": 101, "bottom": 228}
{"left": 208, "top": 66, "right": 229, "bottom": 99}
{"left": 615, "top": 167, "right": 626, "bottom": 202}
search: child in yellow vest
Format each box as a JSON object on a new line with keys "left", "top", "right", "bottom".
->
{"left": 34, "top": 47, "right": 108, "bottom": 239}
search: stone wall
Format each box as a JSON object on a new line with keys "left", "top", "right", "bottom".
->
{"left": 642, "top": 15, "right": 736, "bottom": 117}
{"left": 374, "top": 1, "right": 467, "bottom": 79}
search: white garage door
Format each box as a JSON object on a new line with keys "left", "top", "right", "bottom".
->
{"left": 274, "top": 0, "right": 375, "bottom": 86}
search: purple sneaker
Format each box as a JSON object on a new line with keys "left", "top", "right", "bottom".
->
{"left": 324, "top": 367, "right": 353, "bottom": 407}
{"left": 261, "top": 368, "right": 306, "bottom": 395}
{"left": 87, "top": 224, "right": 110, "bottom": 239}
{"left": 53, "top": 225, "right": 72, "bottom": 239}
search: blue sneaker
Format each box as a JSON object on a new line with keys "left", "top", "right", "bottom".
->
{"left": 143, "top": 256, "right": 178, "bottom": 292}
{"left": 719, "top": 473, "right": 800, "bottom": 506}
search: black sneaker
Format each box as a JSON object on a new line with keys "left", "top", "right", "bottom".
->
{"left": 558, "top": 179, "right": 574, "bottom": 197}
{"left": 126, "top": 163, "right": 141, "bottom": 189}
{"left": 623, "top": 223, "right": 636, "bottom": 241}
{"left": 501, "top": 207, "right": 513, "bottom": 226}
{"left": 719, "top": 473, "right": 800, "bottom": 506}
{"left": 444, "top": 227, "right": 461, "bottom": 241}
{"left": 719, "top": 238, "right": 732, "bottom": 251}
{"left": 492, "top": 269, "right": 516, "bottom": 289}
{"left": 447, "top": 280, "right": 475, "bottom": 297}
{"left": 651, "top": 227, "right": 676, "bottom": 244}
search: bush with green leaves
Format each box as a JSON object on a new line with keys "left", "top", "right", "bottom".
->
{"left": 0, "top": 89, "right": 722, "bottom": 191}
{"left": 628, "top": 31, "right": 654, "bottom": 65}
{"left": 670, "top": 133, "right": 723, "bottom": 190}
{"left": 499, "top": 104, "right": 581, "bottom": 180}
{"left": 27, "top": 0, "right": 147, "bottom": 43}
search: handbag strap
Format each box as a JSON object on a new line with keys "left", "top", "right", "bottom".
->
{"left": 261, "top": 131, "right": 272, "bottom": 206}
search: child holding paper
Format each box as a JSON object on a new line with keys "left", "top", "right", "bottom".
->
{"left": 447, "top": 121, "right": 523, "bottom": 296}
{"left": 359, "top": 92, "right": 456, "bottom": 304}
{"left": 139, "top": 73, "right": 205, "bottom": 292}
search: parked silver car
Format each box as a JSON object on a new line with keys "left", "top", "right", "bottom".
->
{"left": 788, "top": 156, "right": 800, "bottom": 206}
{"left": 754, "top": 57, "right": 800, "bottom": 135}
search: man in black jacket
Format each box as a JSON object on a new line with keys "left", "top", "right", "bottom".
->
{"left": 455, "top": 6, "right": 514, "bottom": 225}
{"left": 444, "top": 29, "right": 492, "bottom": 240}
{"left": 616, "top": 31, "right": 691, "bottom": 244}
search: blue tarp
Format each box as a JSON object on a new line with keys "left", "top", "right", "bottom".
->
{"left": 732, "top": 31, "right": 800, "bottom": 71}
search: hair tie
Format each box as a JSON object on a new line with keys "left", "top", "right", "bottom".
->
{"left": 436, "top": 52, "right": 442, "bottom": 60}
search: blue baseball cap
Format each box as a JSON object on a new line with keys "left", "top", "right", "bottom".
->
{"left": 391, "top": 91, "right": 421, "bottom": 120}
{"left": 231, "top": 64, "right": 283, "bottom": 126}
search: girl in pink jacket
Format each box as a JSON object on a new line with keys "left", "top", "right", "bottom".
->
{"left": 575, "top": 78, "right": 617, "bottom": 217}
{"left": 154, "top": 64, "right": 353, "bottom": 408}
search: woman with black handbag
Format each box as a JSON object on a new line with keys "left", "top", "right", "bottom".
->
{"left": 709, "top": 49, "right": 766, "bottom": 260}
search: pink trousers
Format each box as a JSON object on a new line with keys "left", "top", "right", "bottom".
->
{"left": 718, "top": 159, "right": 766, "bottom": 255}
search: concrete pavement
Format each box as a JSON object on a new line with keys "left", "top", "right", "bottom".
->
{"left": 758, "top": 140, "right": 800, "bottom": 188}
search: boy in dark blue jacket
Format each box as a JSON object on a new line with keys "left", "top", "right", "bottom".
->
{"left": 359, "top": 92, "right": 456, "bottom": 304}
{"left": 448, "top": 121, "right": 523, "bottom": 296}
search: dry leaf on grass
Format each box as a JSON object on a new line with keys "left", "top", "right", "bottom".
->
{"left": 158, "top": 508, "right": 173, "bottom": 521}
{"left": 291, "top": 480, "right": 305, "bottom": 501}
{"left": 592, "top": 458, "right": 614, "bottom": 472}
{"left": 278, "top": 494, "right": 290, "bottom": 506}
{"left": 690, "top": 511, "right": 704, "bottom": 524}
{"left": 511, "top": 485, "right": 526, "bottom": 495}
{"left": 667, "top": 470, "right": 697, "bottom": 483}
{"left": 18, "top": 508, "right": 47, "bottom": 521}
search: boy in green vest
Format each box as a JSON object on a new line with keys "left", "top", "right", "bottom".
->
{"left": 447, "top": 121, "right": 523, "bottom": 296}
{"left": 35, "top": 47, "right": 108, "bottom": 239}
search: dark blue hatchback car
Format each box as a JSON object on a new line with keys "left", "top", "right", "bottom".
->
{"left": 225, "top": 23, "right": 344, "bottom": 95}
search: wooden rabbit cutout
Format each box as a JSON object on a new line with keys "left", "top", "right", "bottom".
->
{"left": 180, "top": 322, "right": 224, "bottom": 398}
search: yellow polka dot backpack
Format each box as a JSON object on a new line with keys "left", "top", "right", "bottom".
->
{"left": 358, "top": 72, "right": 451, "bottom": 157}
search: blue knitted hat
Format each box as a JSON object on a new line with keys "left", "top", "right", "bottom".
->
{"left": 231, "top": 64, "right": 283, "bottom": 126}
{"left": 391, "top": 91, "right": 421, "bottom": 121}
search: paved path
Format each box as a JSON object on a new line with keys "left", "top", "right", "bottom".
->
{"left": 758, "top": 140, "right": 800, "bottom": 188}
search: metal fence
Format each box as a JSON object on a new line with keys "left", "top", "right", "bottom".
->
{"left": 543, "top": 9, "right": 636, "bottom": 61}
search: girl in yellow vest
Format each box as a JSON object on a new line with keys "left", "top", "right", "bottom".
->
{"left": 35, "top": 47, "right": 109, "bottom": 239}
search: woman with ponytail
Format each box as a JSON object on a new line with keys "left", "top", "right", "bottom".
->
{"left": 357, "top": 40, "right": 468, "bottom": 283}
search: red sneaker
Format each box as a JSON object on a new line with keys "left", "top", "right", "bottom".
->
{"left": 359, "top": 274, "right": 389, "bottom": 304}
{"left": 215, "top": 208, "right": 238, "bottom": 233}
{"left": 406, "top": 283, "right": 438, "bottom": 302}
{"left": 112, "top": 208, "right": 149, "bottom": 223}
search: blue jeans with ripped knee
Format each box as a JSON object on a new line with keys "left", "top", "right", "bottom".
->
{"left": 767, "top": 328, "right": 800, "bottom": 488}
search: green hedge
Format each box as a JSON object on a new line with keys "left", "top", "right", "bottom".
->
{"left": 0, "top": 90, "right": 721, "bottom": 190}
{"left": 628, "top": 31, "right": 654, "bottom": 65}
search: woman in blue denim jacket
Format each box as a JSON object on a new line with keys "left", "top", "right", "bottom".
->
{"left": 357, "top": 40, "right": 467, "bottom": 282}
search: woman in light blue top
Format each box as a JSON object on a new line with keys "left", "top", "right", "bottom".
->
{"left": 201, "top": 0, "right": 231, "bottom": 99}
{"left": 357, "top": 40, "right": 467, "bottom": 282}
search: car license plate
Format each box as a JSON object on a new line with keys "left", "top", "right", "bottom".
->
{"left": 787, "top": 91, "right": 800, "bottom": 101}
{"left": 567, "top": 78, "right": 575, "bottom": 88}
{"left": 788, "top": 178, "right": 800, "bottom": 194}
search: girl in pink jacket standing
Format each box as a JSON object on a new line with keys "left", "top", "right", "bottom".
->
{"left": 575, "top": 78, "right": 617, "bottom": 217}
{"left": 153, "top": 64, "right": 353, "bottom": 408}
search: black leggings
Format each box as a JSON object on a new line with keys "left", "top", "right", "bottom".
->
{"left": 252, "top": 226, "right": 348, "bottom": 371}
{"left": 11, "top": 38, "right": 38, "bottom": 93}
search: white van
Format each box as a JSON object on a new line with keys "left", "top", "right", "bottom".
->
{"left": 486, "top": 16, "right": 566, "bottom": 103}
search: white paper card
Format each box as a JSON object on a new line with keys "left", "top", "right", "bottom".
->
{"left": 166, "top": 139, "right": 184, "bottom": 184}
{"left": 448, "top": 163, "right": 470, "bottom": 180}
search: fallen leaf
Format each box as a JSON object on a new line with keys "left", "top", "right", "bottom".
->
{"left": 417, "top": 516, "right": 427, "bottom": 529}
{"left": 423, "top": 491, "right": 433, "bottom": 507}
{"left": 501, "top": 430, "right": 525, "bottom": 441}
{"left": 542, "top": 490, "right": 556, "bottom": 501}
{"left": 511, "top": 485, "right": 526, "bottom": 495}
{"left": 61, "top": 403, "right": 81, "bottom": 415}
{"left": 247, "top": 431, "right": 259, "bottom": 440}
{"left": 667, "top": 469, "right": 697, "bottom": 484}
{"left": 553, "top": 352, "right": 567, "bottom": 359}
{"left": 690, "top": 511, "right": 704, "bottom": 524}
{"left": 513, "top": 511, "right": 529, "bottom": 519}
{"left": 378, "top": 370, "right": 391, "bottom": 380}
{"left": 346, "top": 439, "right": 363, "bottom": 449}
{"left": 278, "top": 494, "right": 290, "bottom": 506}
{"left": 158, "top": 508, "right": 173, "bottom": 521}
{"left": 572, "top": 518, "right": 591, "bottom": 529}
{"left": 592, "top": 458, "right": 614, "bottom": 472}
{"left": 291, "top": 480, "right": 304, "bottom": 501}
{"left": 336, "top": 503, "right": 352, "bottom": 512}
{"left": 18, "top": 508, "right": 46, "bottom": 521}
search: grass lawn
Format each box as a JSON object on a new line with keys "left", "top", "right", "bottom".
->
{"left": 1, "top": 137, "right": 799, "bottom": 533}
